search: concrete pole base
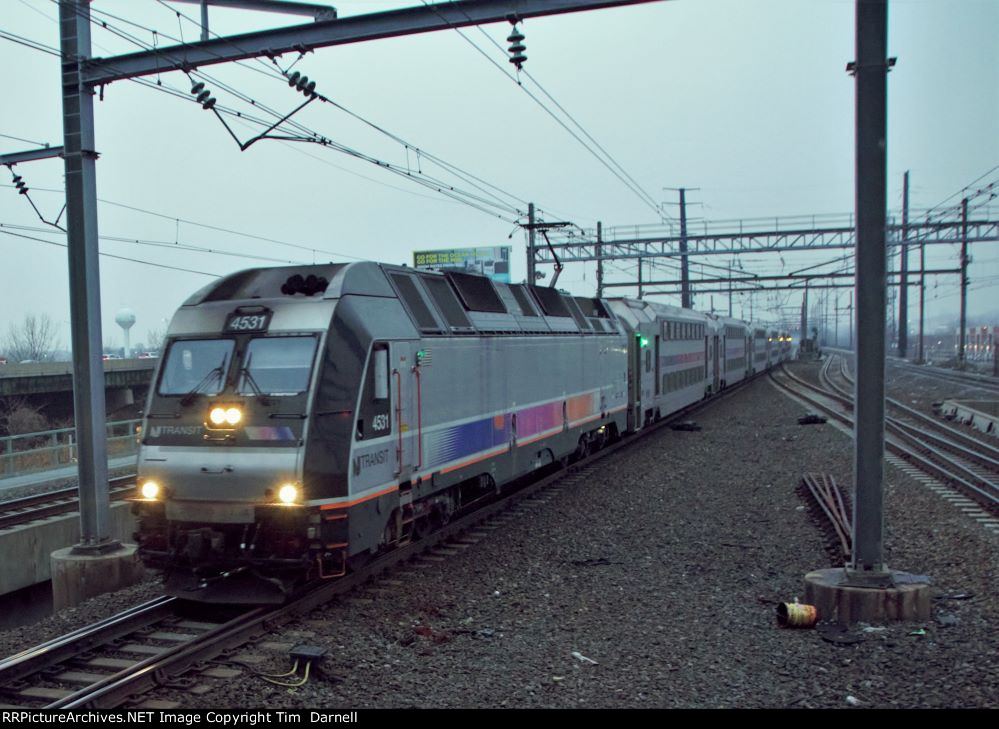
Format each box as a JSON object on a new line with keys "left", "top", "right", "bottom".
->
{"left": 50, "top": 543, "right": 145, "bottom": 611}
{"left": 804, "top": 568, "right": 931, "bottom": 625}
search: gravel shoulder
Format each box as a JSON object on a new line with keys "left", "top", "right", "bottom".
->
{"left": 2, "top": 366, "right": 996, "bottom": 708}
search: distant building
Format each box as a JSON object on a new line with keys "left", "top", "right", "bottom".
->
{"left": 959, "top": 325, "right": 997, "bottom": 361}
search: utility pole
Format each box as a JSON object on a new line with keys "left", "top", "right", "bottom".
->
{"left": 526, "top": 202, "right": 536, "bottom": 285}
{"left": 595, "top": 221, "right": 603, "bottom": 298}
{"left": 958, "top": 197, "right": 969, "bottom": 368}
{"left": 637, "top": 257, "right": 644, "bottom": 299}
{"left": 898, "top": 170, "right": 909, "bottom": 358}
{"left": 679, "top": 188, "right": 691, "bottom": 308}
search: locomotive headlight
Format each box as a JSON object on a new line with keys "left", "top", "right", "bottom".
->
{"left": 277, "top": 483, "right": 299, "bottom": 504}
{"left": 140, "top": 480, "right": 160, "bottom": 500}
{"left": 208, "top": 405, "right": 242, "bottom": 428}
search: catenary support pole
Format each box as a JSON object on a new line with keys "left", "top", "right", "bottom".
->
{"left": 201, "top": 0, "right": 210, "bottom": 41}
{"left": 728, "top": 259, "right": 733, "bottom": 317}
{"left": 898, "top": 170, "right": 909, "bottom": 358}
{"left": 958, "top": 197, "right": 968, "bottom": 368}
{"left": 803, "top": 285, "right": 809, "bottom": 340}
{"left": 850, "top": 0, "right": 888, "bottom": 578}
{"left": 59, "top": 0, "right": 118, "bottom": 553}
{"left": 918, "top": 233, "right": 925, "bottom": 363}
{"left": 596, "top": 221, "right": 603, "bottom": 298}
{"left": 679, "top": 188, "right": 691, "bottom": 308}
{"left": 527, "top": 202, "right": 536, "bottom": 285}
{"left": 849, "top": 290, "right": 853, "bottom": 350}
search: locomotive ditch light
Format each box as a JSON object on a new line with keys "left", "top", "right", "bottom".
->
{"left": 140, "top": 480, "right": 160, "bottom": 500}
{"left": 277, "top": 483, "right": 300, "bottom": 505}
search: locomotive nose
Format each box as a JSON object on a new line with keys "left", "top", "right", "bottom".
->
{"left": 139, "top": 448, "right": 301, "bottom": 505}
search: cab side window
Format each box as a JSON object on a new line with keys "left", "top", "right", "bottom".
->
{"left": 356, "top": 344, "right": 391, "bottom": 440}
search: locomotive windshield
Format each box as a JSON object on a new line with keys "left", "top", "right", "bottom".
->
{"left": 158, "top": 339, "right": 234, "bottom": 396}
{"left": 237, "top": 336, "right": 317, "bottom": 396}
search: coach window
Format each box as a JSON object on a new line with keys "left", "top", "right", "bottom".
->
{"left": 357, "top": 343, "right": 391, "bottom": 441}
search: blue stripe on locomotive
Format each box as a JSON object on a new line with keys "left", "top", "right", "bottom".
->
{"left": 424, "top": 414, "right": 511, "bottom": 468}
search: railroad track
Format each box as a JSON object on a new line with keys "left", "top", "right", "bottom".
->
{"left": 822, "top": 354, "right": 999, "bottom": 484}
{"left": 0, "top": 476, "right": 136, "bottom": 532}
{"left": 771, "top": 362, "right": 999, "bottom": 515}
{"left": 0, "top": 372, "right": 763, "bottom": 709}
{"left": 828, "top": 347, "right": 999, "bottom": 396}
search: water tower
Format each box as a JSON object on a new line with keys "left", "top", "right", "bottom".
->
{"left": 115, "top": 307, "right": 136, "bottom": 358}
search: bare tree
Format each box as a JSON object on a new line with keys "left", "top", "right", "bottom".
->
{"left": 3, "top": 313, "right": 60, "bottom": 362}
{"left": 146, "top": 327, "right": 165, "bottom": 353}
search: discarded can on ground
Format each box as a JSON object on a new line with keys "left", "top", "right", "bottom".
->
{"left": 777, "top": 601, "right": 818, "bottom": 628}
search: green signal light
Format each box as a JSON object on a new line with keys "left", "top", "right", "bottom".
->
{"left": 639, "top": 336, "right": 649, "bottom": 348}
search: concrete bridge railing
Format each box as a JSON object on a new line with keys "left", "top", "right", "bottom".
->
{"left": 0, "top": 419, "right": 142, "bottom": 479}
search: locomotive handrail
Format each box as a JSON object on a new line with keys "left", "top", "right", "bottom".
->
{"left": 414, "top": 365, "right": 423, "bottom": 471}
{"left": 393, "top": 368, "right": 403, "bottom": 475}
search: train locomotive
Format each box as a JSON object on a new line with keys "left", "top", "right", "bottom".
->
{"left": 132, "top": 262, "right": 790, "bottom": 602}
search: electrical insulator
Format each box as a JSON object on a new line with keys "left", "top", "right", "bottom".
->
{"left": 507, "top": 26, "right": 526, "bottom": 69}
{"left": 295, "top": 75, "right": 310, "bottom": 92}
{"left": 188, "top": 79, "right": 215, "bottom": 110}
{"left": 13, "top": 174, "right": 28, "bottom": 195}
{"left": 287, "top": 71, "right": 302, "bottom": 87}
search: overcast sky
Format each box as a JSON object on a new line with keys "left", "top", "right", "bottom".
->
{"left": 1, "top": 0, "right": 996, "bottom": 353}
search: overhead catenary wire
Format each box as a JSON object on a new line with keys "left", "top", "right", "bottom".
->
{"left": 16, "top": 2, "right": 514, "bottom": 222}
{"left": 0, "top": 132, "right": 53, "bottom": 148}
{"left": 0, "top": 227, "right": 220, "bottom": 277}
{"left": 0, "top": 20, "right": 523, "bottom": 227}
{"left": 58, "top": 2, "right": 528, "bottom": 222}
{"left": 9, "top": 5, "right": 576, "bottom": 231}
{"left": 0, "top": 183, "right": 367, "bottom": 262}
{"left": 0, "top": 221, "right": 315, "bottom": 267}
{"left": 420, "top": 0, "right": 665, "bottom": 220}
{"left": 0, "top": 27, "right": 63, "bottom": 57}
{"left": 151, "top": 0, "right": 534, "bottom": 215}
